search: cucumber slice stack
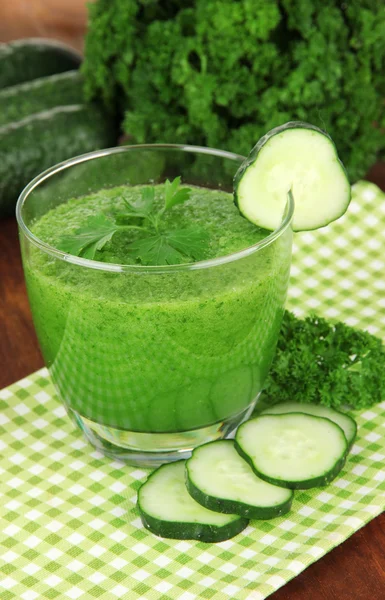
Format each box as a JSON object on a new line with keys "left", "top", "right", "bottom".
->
{"left": 234, "top": 121, "right": 351, "bottom": 232}
{"left": 138, "top": 406, "right": 357, "bottom": 541}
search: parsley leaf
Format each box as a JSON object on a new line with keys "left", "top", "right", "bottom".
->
{"left": 165, "top": 228, "right": 209, "bottom": 261}
{"left": 58, "top": 215, "right": 119, "bottom": 260}
{"left": 128, "top": 228, "right": 209, "bottom": 266}
{"left": 127, "top": 234, "right": 185, "bottom": 266}
{"left": 120, "top": 186, "right": 155, "bottom": 218}
{"left": 164, "top": 176, "right": 191, "bottom": 210}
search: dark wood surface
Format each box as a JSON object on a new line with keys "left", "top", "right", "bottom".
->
{"left": 0, "top": 1, "right": 87, "bottom": 52}
{"left": 1, "top": 165, "right": 385, "bottom": 599}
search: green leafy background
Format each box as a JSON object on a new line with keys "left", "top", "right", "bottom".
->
{"left": 83, "top": 0, "right": 385, "bottom": 182}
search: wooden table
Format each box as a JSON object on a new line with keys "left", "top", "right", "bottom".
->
{"left": 0, "top": 0, "right": 87, "bottom": 52}
{"left": 1, "top": 164, "right": 384, "bottom": 600}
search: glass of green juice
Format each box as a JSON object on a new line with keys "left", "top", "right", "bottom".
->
{"left": 16, "top": 145, "right": 294, "bottom": 466}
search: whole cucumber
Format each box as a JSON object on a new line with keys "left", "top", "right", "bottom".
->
{"left": 0, "top": 104, "right": 117, "bottom": 217}
{"left": 0, "top": 39, "right": 82, "bottom": 89}
{"left": 0, "top": 71, "right": 84, "bottom": 127}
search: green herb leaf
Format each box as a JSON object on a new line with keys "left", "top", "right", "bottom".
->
{"left": 165, "top": 228, "right": 209, "bottom": 261}
{"left": 128, "top": 234, "right": 185, "bottom": 266}
{"left": 122, "top": 186, "right": 155, "bottom": 217}
{"left": 58, "top": 214, "right": 119, "bottom": 260}
{"left": 128, "top": 227, "right": 209, "bottom": 266}
{"left": 164, "top": 176, "right": 191, "bottom": 210}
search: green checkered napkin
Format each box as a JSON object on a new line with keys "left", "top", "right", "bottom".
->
{"left": 1, "top": 181, "right": 385, "bottom": 600}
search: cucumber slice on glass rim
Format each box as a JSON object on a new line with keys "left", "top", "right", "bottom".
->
{"left": 234, "top": 121, "right": 351, "bottom": 232}
{"left": 235, "top": 413, "right": 348, "bottom": 489}
{"left": 186, "top": 440, "right": 293, "bottom": 519}
{"left": 137, "top": 461, "right": 248, "bottom": 542}
{"left": 261, "top": 402, "right": 357, "bottom": 450}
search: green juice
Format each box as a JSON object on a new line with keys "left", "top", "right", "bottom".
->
{"left": 24, "top": 184, "right": 291, "bottom": 434}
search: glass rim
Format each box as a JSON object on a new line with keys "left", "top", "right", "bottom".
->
{"left": 16, "top": 143, "right": 294, "bottom": 274}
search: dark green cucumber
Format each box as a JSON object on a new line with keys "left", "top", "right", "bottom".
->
{"left": 0, "top": 39, "right": 81, "bottom": 89}
{"left": 0, "top": 104, "right": 117, "bottom": 217}
{"left": 234, "top": 121, "right": 351, "bottom": 232}
{"left": 186, "top": 440, "right": 293, "bottom": 519}
{"left": 138, "top": 461, "right": 248, "bottom": 542}
{"left": 235, "top": 413, "right": 348, "bottom": 489}
{"left": 261, "top": 402, "right": 357, "bottom": 450}
{"left": 0, "top": 71, "right": 84, "bottom": 127}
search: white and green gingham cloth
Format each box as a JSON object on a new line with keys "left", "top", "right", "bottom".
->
{"left": 1, "top": 181, "right": 384, "bottom": 600}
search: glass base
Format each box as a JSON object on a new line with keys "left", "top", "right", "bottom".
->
{"left": 68, "top": 402, "right": 258, "bottom": 467}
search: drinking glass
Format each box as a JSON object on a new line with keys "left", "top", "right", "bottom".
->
{"left": 16, "top": 144, "right": 294, "bottom": 466}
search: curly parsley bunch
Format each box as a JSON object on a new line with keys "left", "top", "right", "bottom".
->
{"left": 83, "top": 0, "right": 385, "bottom": 182}
{"left": 264, "top": 311, "right": 385, "bottom": 410}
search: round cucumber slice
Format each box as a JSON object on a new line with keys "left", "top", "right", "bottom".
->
{"left": 235, "top": 413, "right": 348, "bottom": 489}
{"left": 234, "top": 121, "right": 351, "bottom": 232}
{"left": 261, "top": 402, "right": 357, "bottom": 450}
{"left": 137, "top": 461, "right": 248, "bottom": 542}
{"left": 186, "top": 440, "right": 293, "bottom": 519}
